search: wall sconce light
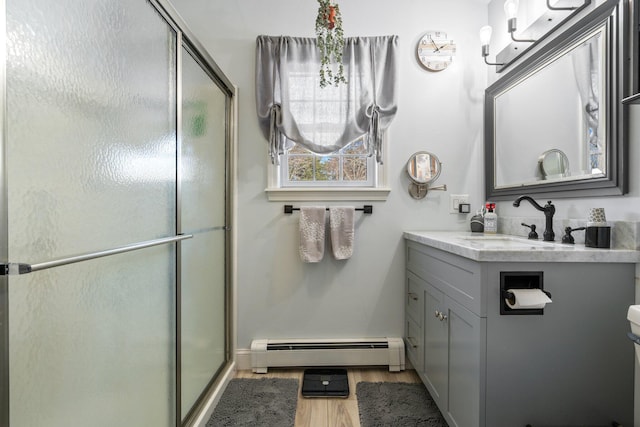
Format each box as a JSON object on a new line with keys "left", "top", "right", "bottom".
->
{"left": 504, "top": 0, "right": 536, "bottom": 43}
{"left": 481, "top": 0, "right": 590, "bottom": 72}
{"left": 480, "top": 26, "right": 504, "bottom": 66}
{"left": 546, "top": 0, "right": 580, "bottom": 11}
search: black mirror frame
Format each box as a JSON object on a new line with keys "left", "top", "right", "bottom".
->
{"left": 484, "top": 0, "right": 629, "bottom": 201}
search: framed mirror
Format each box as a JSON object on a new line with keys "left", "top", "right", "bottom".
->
{"left": 484, "top": 0, "right": 629, "bottom": 200}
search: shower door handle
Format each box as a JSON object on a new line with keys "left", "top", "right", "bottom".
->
{"left": 1, "top": 234, "right": 193, "bottom": 275}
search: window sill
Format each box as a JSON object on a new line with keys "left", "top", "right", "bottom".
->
{"left": 265, "top": 187, "right": 391, "bottom": 202}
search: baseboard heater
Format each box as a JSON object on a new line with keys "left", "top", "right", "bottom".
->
{"left": 250, "top": 337, "right": 405, "bottom": 373}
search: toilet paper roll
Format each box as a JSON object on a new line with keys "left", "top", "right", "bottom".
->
{"left": 506, "top": 289, "right": 552, "bottom": 309}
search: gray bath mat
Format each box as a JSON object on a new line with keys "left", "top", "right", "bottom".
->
{"left": 207, "top": 378, "right": 298, "bottom": 426}
{"left": 356, "top": 382, "right": 448, "bottom": 427}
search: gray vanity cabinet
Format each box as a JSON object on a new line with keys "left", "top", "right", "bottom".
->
{"left": 406, "top": 242, "right": 485, "bottom": 427}
{"left": 404, "top": 238, "right": 634, "bottom": 427}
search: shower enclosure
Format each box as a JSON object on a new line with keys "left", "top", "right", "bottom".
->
{"left": 0, "top": 0, "right": 235, "bottom": 425}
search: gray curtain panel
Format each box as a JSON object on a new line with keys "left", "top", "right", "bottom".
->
{"left": 255, "top": 35, "right": 398, "bottom": 164}
{"left": 572, "top": 33, "right": 601, "bottom": 170}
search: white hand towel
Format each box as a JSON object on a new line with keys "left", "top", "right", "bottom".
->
{"left": 299, "top": 206, "right": 326, "bottom": 263}
{"left": 329, "top": 207, "right": 355, "bottom": 260}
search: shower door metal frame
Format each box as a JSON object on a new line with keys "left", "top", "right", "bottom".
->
{"left": 0, "top": 0, "right": 8, "bottom": 423}
{"left": 175, "top": 41, "right": 235, "bottom": 426}
{"left": 152, "top": 0, "right": 236, "bottom": 424}
{"left": 0, "top": 0, "right": 236, "bottom": 425}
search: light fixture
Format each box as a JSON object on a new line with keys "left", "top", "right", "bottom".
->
{"left": 546, "top": 0, "right": 579, "bottom": 11}
{"left": 504, "top": 0, "right": 536, "bottom": 43}
{"left": 480, "top": 26, "right": 504, "bottom": 66}
{"left": 482, "top": 0, "right": 590, "bottom": 72}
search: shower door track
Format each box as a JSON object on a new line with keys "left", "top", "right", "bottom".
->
{"left": 0, "top": 234, "right": 193, "bottom": 275}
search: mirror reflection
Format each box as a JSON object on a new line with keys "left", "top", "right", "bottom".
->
{"left": 538, "top": 149, "right": 570, "bottom": 179}
{"left": 407, "top": 151, "right": 441, "bottom": 184}
{"left": 494, "top": 28, "right": 605, "bottom": 189}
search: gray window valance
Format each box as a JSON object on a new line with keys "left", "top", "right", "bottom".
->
{"left": 255, "top": 35, "right": 398, "bottom": 164}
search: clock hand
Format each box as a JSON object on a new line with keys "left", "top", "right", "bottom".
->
{"left": 429, "top": 36, "right": 440, "bottom": 52}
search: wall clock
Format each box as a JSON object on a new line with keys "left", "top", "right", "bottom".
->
{"left": 417, "top": 31, "right": 456, "bottom": 71}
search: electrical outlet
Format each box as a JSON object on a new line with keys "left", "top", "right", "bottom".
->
{"left": 449, "top": 194, "right": 469, "bottom": 214}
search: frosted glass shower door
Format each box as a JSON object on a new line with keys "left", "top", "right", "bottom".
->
{"left": 5, "top": 0, "right": 178, "bottom": 426}
{"left": 180, "top": 48, "right": 230, "bottom": 420}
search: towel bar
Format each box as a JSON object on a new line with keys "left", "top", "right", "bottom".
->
{"left": 284, "top": 205, "right": 373, "bottom": 214}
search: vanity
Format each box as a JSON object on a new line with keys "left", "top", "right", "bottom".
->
{"left": 404, "top": 231, "right": 639, "bottom": 427}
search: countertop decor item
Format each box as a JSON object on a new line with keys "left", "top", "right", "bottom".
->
{"left": 587, "top": 207, "right": 607, "bottom": 226}
{"left": 315, "top": 0, "right": 347, "bottom": 87}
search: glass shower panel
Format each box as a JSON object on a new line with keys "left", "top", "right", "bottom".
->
{"left": 6, "top": 0, "right": 177, "bottom": 425}
{"left": 180, "top": 49, "right": 228, "bottom": 419}
{"left": 9, "top": 250, "right": 176, "bottom": 427}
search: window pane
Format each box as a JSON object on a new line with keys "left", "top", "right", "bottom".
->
{"left": 315, "top": 156, "right": 339, "bottom": 181}
{"left": 288, "top": 156, "right": 315, "bottom": 181}
{"left": 343, "top": 157, "right": 368, "bottom": 181}
{"left": 342, "top": 138, "right": 367, "bottom": 154}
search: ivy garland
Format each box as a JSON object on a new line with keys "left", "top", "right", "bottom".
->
{"left": 315, "top": 0, "right": 347, "bottom": 88}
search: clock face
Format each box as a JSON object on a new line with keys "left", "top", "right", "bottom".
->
{"left": 417, "top": 31, "right": 456, "bottom": 71}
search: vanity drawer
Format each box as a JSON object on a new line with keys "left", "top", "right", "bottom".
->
{"left": 405, "top": 317, "right": 424, "bottom": 372}
{"left": 407, "top": 241, "right": 483, "bottom": 316}
{"left": 406, "top": 271, "right": 425, "bottom": 326}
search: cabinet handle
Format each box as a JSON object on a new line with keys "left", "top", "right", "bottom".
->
{"left": 408, "top": 292, "right": 419, "bottom": 301}
{"left": 407, "top": 337, "right": 418, "bottom": 348}
{"left": 438, "top": 312, "right": 448, "bottom": 321}
{"left": 434, "top": 310, "right": 441, "bottom": 318}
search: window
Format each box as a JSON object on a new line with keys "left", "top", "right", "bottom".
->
{"left": 256, "top": 35, "right": 397, "bottom": 201}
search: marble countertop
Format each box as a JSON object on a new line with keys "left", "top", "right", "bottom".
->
{"left": 403, "top": 231, "right": 640, "bottom": 263}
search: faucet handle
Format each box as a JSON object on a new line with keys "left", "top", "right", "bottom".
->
{"left": 561, "top": 226, "right": 586, "bottom": 244}
{"left": 521, "top": 223, "right": 539, "bottom": 240}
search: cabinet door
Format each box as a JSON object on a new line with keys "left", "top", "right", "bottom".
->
{"left": 423, "top": 283, "right": 448, "bottom": 408}
{"left": 446, "top": 296, "right": 484, "bottom": 427}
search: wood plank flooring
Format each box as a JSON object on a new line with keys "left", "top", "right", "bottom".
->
{"left": 234, "top": 368, "right": 422, "bottom": 427}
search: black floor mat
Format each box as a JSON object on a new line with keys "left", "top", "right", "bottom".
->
{"left": 302, "top": 368, "right": 349, "bottom": 397}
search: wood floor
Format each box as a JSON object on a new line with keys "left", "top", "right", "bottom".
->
{"left": 234, "top": 368, "right": 422, "bottom": 427}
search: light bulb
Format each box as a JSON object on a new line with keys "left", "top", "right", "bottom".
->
{"left": 480, "top": 26, "right": 493, "bottom": 46}
{"left": 504, "top": 0, "right": 519, "bottom": 20}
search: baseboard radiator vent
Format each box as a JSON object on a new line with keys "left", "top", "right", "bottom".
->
{"left": 250, "top": 337, "right": 405, "bottom": 373}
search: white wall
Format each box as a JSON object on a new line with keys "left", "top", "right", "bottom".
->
{"left": 168, "top": 0, "right": 489, "bottom": 351}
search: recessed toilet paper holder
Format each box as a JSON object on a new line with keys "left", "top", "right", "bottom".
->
{"left": 500, "top": 271, "right": 548, "bottom": 315}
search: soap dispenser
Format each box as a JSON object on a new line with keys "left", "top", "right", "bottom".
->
{"left": 484, "top": 202, "right": 498, "bottom": 234}
{"left": 470, "top": 209, "right": 484, "bottom": 233}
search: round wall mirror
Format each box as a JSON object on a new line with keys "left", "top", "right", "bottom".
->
{"left": 538, "top": 149, "right": 570, "bottom": 179}
{"left": 406, "top": 152, "right": 446, "bottom": 199}
{"left": 406, "top": 151, "right": 441, "bottom": 184}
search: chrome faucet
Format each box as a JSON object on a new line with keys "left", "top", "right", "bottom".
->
{"left": 512, "top": 196, "right": 556, "bottom": 241}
